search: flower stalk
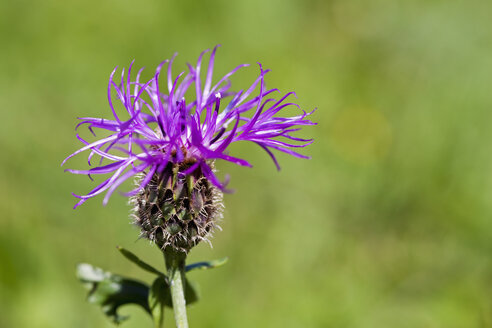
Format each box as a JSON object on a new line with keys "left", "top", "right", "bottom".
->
{"left": 165, "top": 247, "right": 189, "bottom": 328}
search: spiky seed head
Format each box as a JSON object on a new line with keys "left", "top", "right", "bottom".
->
{"left": 131, "top": 161, "right": 223, "bottom": 253}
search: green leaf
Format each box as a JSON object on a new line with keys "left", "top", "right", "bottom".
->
{"left": 185, "top": 257, "right": 228, "bottom": 272}
{"left": 184, "top": 278, "right": 199, "bottom": 305}
{"left": 148, "top": 275, "right": 198, "bottom": 309}
{"left": 76, "top": 263, "right": 151, "bottom": 324}
{"left": 148, "top": 277, "right": 171, "bottom": 327}
{"left": 117, "top": 246, "right": 166, "bottom": 277}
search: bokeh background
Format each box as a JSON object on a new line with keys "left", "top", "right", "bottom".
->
{"left": 1, "top": 0, "right": 492, "bottom": 327}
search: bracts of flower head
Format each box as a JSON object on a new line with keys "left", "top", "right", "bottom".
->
{"left": 131, "top": 161, "right": 224, "bottom": 253}
{"left": 62, "top": 45, "right": 315, "bottom": 252}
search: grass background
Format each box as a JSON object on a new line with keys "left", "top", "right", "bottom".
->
{"left": 1, "top": 0, "right": 492, "bottom": 327}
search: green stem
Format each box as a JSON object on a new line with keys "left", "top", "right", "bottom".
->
{"left": 154, "top": 314, "right": 164, "bottom": 328}
{"left": 164, "top": 247, "right": 189, "bottom": 328}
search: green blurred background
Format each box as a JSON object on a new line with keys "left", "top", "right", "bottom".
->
{"left": 1, "top": 0, "right": 492, "bottom": 327}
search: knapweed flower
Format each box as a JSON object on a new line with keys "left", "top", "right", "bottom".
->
{"left": 63, "top": 46, "right": 315, "bottom": 251}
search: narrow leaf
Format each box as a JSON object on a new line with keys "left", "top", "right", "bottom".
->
{"left": 185, "top": 257, "right": 228, "bottom": 272}
{"left": 117, "top": 246, "right": 166, "bottom": 277}
{"left": 184, "top": 278, "right": 200, "bottom": 305}
{"left": 148, "top": 276, "right": 199, "bottom": 309}
{"left": 148, "top": 276, "right": 171, "bottom": 327}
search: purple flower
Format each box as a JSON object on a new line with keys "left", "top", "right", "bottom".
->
{"left": 63, "top": 46, "right": 315, "bottom": 208}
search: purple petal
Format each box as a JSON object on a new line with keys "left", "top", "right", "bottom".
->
{"left": 65, "top": 47, "right": 315, "bottom": 207}
{"left": 203, "top": 44, "right": 220, "bottom": 101}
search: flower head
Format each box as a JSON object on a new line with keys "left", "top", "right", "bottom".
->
{"left": 63, "top": 46, "right": 315, "bottom": 209}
